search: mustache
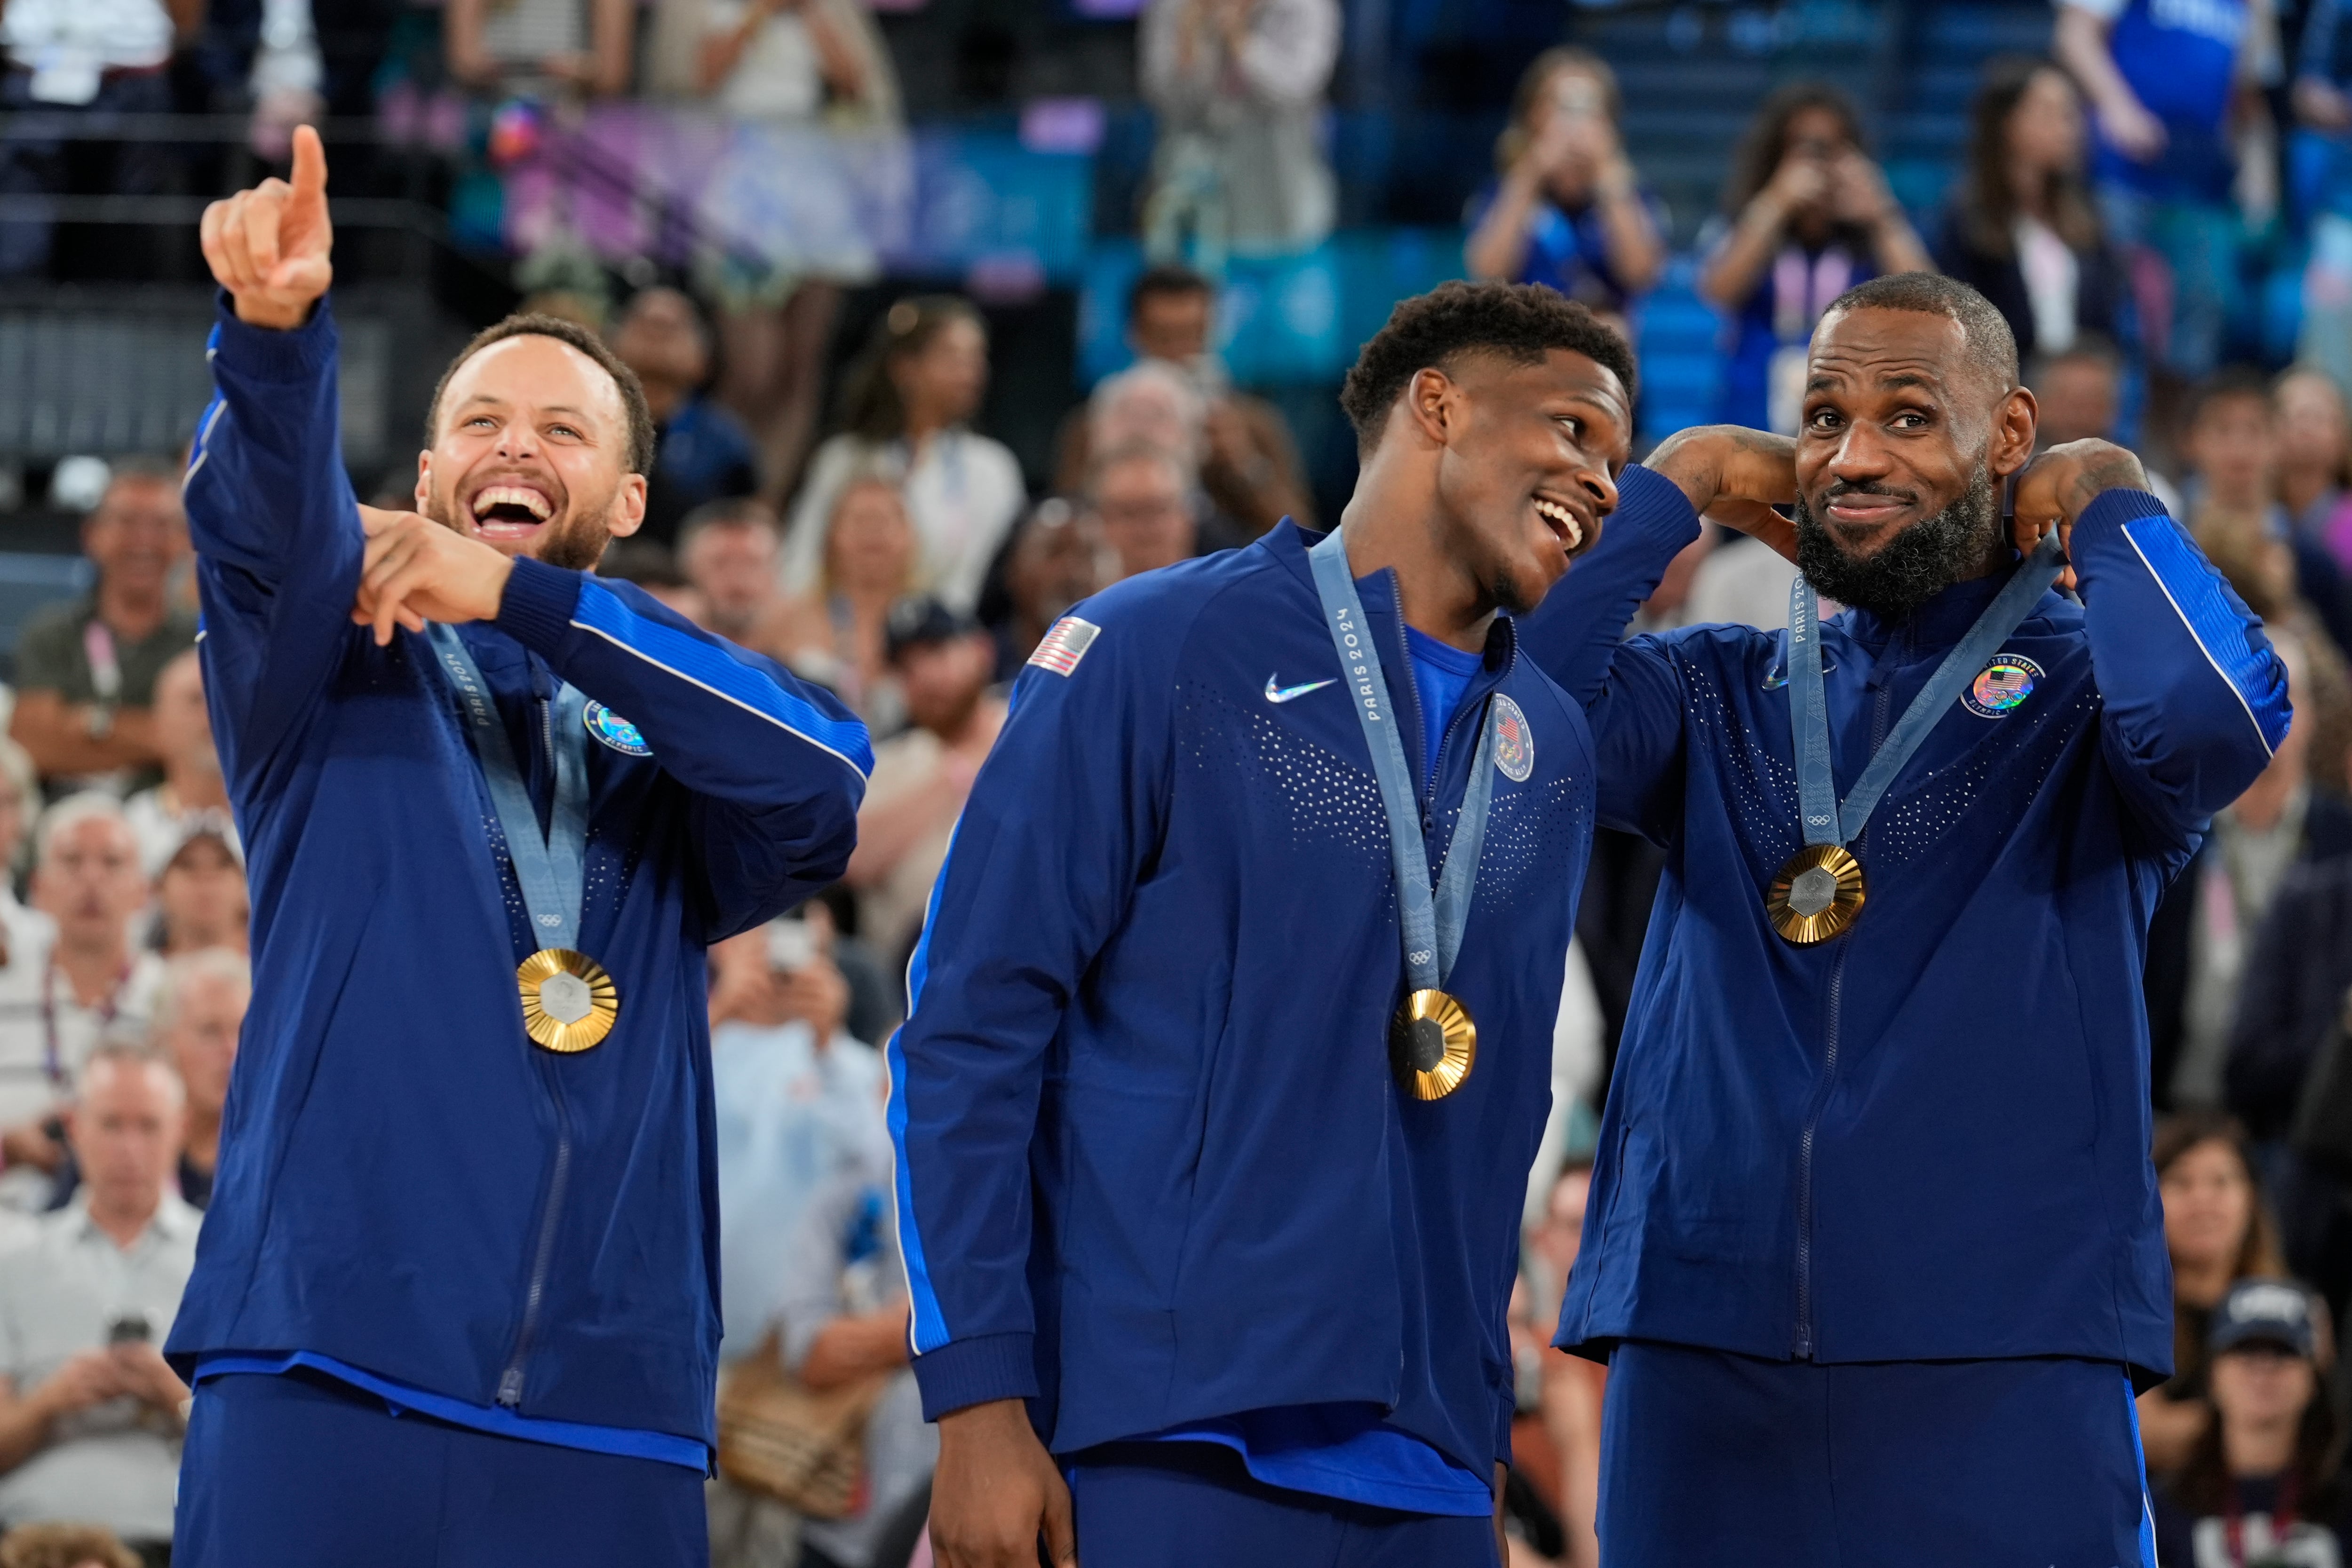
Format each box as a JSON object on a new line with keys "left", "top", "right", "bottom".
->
{"left": 1816, "top": 479, "right": 1921, "bottom": 507}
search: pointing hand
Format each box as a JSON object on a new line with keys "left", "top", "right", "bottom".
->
{"left": 199, "top": 123, "right": 333, "bottom": 331}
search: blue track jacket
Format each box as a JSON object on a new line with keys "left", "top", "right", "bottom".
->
{"left": 890, "top": 522, "right": 1621, "bottom": 1476}
{"left": 162, "top": 298, "right": 870, "bottom": 1453}
{"left": 1525, "top": 467, "right": 2288, "bottom": 1382}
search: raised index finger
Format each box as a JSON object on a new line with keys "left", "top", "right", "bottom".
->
{"left": 289, "top": 123, "right": 328, "bottom": 208}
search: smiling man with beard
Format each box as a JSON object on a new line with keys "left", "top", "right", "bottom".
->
{"left": 1518, "top": 270, "right": 2290, "bottom": 1566}
{"left": 891, "top": 282, "right": 1796, "bottom": 1568}
{"left": 162, "top": 131, "right": 871, "bottom": 1568}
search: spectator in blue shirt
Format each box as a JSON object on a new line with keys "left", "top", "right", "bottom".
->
{"left": 1937, "top": 55, "right": 2130, "bottom": 365}
{"left": 1697, "top": 83, "right": 1932, "bottom": 432}
{"left": 2056, "top": 0, "right": 2273, "bottom": 380}
{"left": 1464, "top": 48, "right": 1666, "bottom": 328}
{"left": 609, "top": 286, "right": 762, "bottom": 550}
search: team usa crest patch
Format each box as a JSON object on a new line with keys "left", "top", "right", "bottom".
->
{"left": 1961, "top": 654, "right": 2042, "bottom": 719}
{"left": 1491, "top": 694, "right": 1535, "bottom": 782}
{"left": 584, "top": 701, "right": 652, "bottom": 756}
{"left": 1027, "top": 616, "right": 1102, "bottom": 677}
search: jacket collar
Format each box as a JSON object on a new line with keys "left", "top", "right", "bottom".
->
{"left": 1264, "top": 518, "right": 1520, "bottom": 673}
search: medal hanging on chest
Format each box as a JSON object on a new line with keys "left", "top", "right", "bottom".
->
{"left": 1306, "top": 529, "right": 1503, "bottom": 1100}
{"left": 1769, "top": 530, "right": 2066, "bottom": 944}
{"left": 429, "top": 625, "right": 621, "bottom": 1052}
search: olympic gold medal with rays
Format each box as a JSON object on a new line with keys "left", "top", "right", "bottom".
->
{"left": 1389, "top": 989, "right": 1477, "bottom": 1101}
{"left": 1766, "top": 844, "right": 1867, "bottom": 944}
{"left": 517, "top": 948, "right": 620, "bottom": 1053}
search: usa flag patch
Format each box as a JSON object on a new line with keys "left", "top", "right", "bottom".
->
{"left": 1027, "top": 616, "right": 1102, "bottom": 677}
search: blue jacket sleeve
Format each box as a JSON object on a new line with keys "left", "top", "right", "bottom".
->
{"left": 2069, "top": 489, "right": 2290, "bottom": 851}
{"left": 1515, "top": 465, "right": 1705, "bottom": 839}
{"left": 494, "top": 559, "right": 870, "bottom": 942}
{"left": 183, "top": 295, "right": 367, "bottom": 794}
{"left": 887, "top": 598, "right": 1177, "bottom": 1421}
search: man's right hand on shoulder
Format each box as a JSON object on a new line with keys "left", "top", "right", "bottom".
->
{"left": 1644, "top": 424, "right": 1799, "bottom": 561}
{"left": 199, "top": 123, "right": 333, "bottom": 331}
{"left": 930, "top": 1397, "right": 1078, "bottom": 1568}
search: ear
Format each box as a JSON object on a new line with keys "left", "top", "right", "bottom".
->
{"left": 1988, "top": 385, "right": 2038, "bottom": 480}
{"left": 1401, "top": 367, "right": 1463, "bottom": 450}
{"left": 606, "top": 473, "right": 648, "bottom": 541}
{"left": 413, "top": 451, "right": 433, "bottom": 513}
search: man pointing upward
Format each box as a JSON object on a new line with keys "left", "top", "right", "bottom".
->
{"left": 168, "top": 129, "right": 871, "bottom": 1567}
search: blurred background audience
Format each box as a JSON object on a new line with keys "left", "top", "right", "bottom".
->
{"left": 5, "top": 3, "right": 2352, "bottom": 1562}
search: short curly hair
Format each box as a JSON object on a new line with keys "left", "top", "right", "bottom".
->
{"left": 1338, "top": 282, "right": 1637, "bottom": 454}
{"left": 424, "top": 314, "right": 657, "bottom": 476}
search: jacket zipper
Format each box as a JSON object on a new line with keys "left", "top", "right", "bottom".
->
{"left": 1793, "top": 627, "right": 1900, "bottom": 1358}
{"left": 500, "top": 682, "right": 573, "bottom": 1408}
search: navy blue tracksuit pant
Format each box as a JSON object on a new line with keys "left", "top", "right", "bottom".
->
{"left": 1598, "top": 1341, "right": 2160, "bottom": 1568}
{"left": 175, "top": 1371, "right": 707, "bottom": 1568}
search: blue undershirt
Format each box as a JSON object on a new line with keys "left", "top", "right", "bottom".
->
{"left": 1406, "top": 626, "right": 1486, "bottom": 777}
{"left": 1133, "top": 626, "right": 1494, "bottom": 1519}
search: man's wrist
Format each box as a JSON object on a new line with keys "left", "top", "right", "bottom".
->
{"left": 231, "top": 295, "right": 312, "bottom": 332}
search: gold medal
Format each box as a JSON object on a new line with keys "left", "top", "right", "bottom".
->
{"left": 1389, "top": 989, "right": 1476, "bottom": 1101}
{"left": 517, "top": 948, "right": 620, "bottom": 1053}
{"left": 1766, "top": 844, "right": 1867, "bottom": 944}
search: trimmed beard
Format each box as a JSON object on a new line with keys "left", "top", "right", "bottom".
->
{"left": 1793, "top": 464, "right": 2002, "bottom": 623}
{"left": 422, "top": 488, "right": 612, "bottom": 572}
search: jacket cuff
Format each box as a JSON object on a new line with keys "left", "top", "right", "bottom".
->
{"left": 2067, "top": 483, "right": 2169, "bottom": 554}
{"left": 209, "top": 289, "right": 336, "bottom": 382}
{"left": 913, "top": 1330, "right": 1039, "bottom": 1421}
{"left": 495, "top": 555, "right": 585, "bottom": 652}
{"left": 1615, "top": 464, "right": 1707, "bottom": 556}
{"left": 2065, "top": 484, "right": 2169, "bottom": 594}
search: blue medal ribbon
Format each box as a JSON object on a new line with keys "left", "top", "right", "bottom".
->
{"left": 1787, "top": 530, "right": 2067, "bottom": 849}
{"left": 1306, "top": 529, "right": 1500, "bottom": 994}
{"left": 427, "top": 624, "right": 591, "bottom": 954}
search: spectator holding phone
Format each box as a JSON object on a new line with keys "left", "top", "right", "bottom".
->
{"left": 704, "top": 903, "right": 885, "bottom": 1568}
{"left": 1466, "top": 48, "right": 1666, "bottom": 323}
{"left": 1698, "top": 83, "right": 1932, "bottom": 431}
{"left": 0, "top": 1045, "right": 195, "bottom": 1559}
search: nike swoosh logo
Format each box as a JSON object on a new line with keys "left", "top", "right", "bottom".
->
{"left": 1265, "top": 675, "right": 1337, "bottom": 704}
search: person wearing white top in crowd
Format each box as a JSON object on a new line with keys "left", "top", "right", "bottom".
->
{"left": 0, "top": 1045, "right": 196, "bottom": 1558}
{"left": 643, "top": 0, "right": 900, "bottom": 504}
{"left": 0, "top": 0, "right": 191, "bottom": 275}
{"left": 704, "top": 905, "right": 887, "bottom": 1568}
{"left": 1138, "top": 0, "right": 1340, "bottom": 261}
{"left": 121, "top": 651, "right": 237, "bottom": 881}
{"left": 444, "top": 0, "right": 631, "bottom": 97}
{"left": 0, "top": 798, "right": 162, "bottom": 1210}
{"left": 783, "top": 297, "right": 1025, "bottom": 616}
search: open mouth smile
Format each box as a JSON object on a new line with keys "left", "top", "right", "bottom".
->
{"left": 470, "top": 483, "right": 556, "bottom": 539}
{"left": 1534, "top": 494, "right": 1588, "bottom": 553}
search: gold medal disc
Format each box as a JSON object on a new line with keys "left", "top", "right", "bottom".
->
{"left": 1389, "top": 989, "right": 1477, "bottom": 1100}
{"left": 517, "top": 948, "right": 620, "bottom": 1053}
{"left": 1766, "top": 844, "right": 1867, "bottom": 944}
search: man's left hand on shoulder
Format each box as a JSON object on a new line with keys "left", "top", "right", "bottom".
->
{"left": 350, "top": 505, "right": 516, "bottom": 645}
{"left": 2012, "top": 438, "right": 2151, "bottom": 594}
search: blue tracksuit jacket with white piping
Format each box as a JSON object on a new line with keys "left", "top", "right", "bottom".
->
{"left": 889, "top": 520, "right": 1633, "bottom": 1476}
{"left": 161, "top": 297, "right": 870, "bottom": 1454}
{"left": 1522, "top": 466, "right": 2288, "bottom": 1381}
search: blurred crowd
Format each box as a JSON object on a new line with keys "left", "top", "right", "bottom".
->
{"left": 15, "top": 0, "right": 2352, "bottom": 1566}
